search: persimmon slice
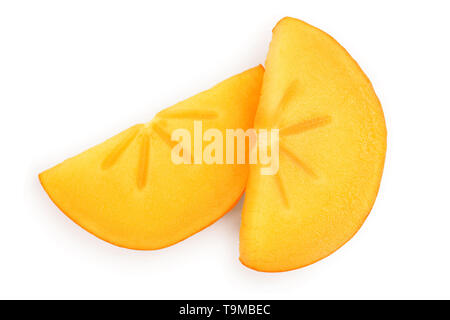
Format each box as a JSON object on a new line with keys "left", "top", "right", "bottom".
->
{"left": 40, "top": 66, "right": 263, "bottom": 250}
{"left": 239, "top": 18, "right": 387, "bottom": 271}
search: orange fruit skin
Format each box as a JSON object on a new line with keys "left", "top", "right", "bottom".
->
{"left": 239, "top": 18, "right": 387, "bottom": 272}
{"left": 40, "top": 66, "right": 264, "bottom": 250}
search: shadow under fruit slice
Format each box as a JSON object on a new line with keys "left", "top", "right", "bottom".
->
{"left": 239, "top": 18, "right": 387, "bottom": 272}
{"left": 40, "top": 66, "right": 264, "bottom": 250}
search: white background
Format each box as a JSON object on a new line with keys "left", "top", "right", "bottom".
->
{"left": 1, "top": 0, "right": 449, "bottom": 299}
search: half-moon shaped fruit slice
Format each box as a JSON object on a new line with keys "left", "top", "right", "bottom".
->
{"left": 40, "top": 66, "right": 264, "bottom": 250}
{"left": 239, "top": 18, "right": 386, "bottom": 271}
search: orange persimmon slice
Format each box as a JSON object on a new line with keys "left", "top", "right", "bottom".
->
{"left": 239, "top": 18, "right": 387, "bottom": 271}
{"left": 40, "top": 66, "right": 263, "bottom": 250}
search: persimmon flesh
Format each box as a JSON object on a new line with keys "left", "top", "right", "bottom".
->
{"left": 40, "top": 66, "right": 264, "bottom": 250}
{"left": 239, "top": 18, "right": 387, "bottom": 272}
